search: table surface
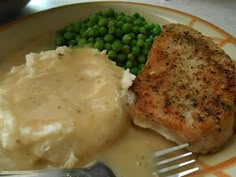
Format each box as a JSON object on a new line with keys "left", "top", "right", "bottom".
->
{"left": 3, "top": 0, "right": 236, "bottom": 37}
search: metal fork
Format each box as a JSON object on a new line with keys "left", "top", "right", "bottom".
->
{"left": 153, "top": 143, "right": 199, "bottom": 177}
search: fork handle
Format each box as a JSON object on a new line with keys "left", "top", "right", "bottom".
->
{"left": 0, "top": 162, "right": 116, "bottom": 177}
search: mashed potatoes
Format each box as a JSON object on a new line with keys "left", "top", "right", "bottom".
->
{"left": 0, "top": 47, "right": 135, "bottom": 169}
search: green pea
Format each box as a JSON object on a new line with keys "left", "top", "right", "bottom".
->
{"left": 115, "top": 28, "right": 123, "bottom": 38}
{"left": 144, "top": 40, "right": 152, "bottom": 50}
{"left": 86, "top": 43, "right": 94, "bottom": 48}
{"left": 131, "top": 40, "right": 137, "bottom": 46}
{"left": 79, "top": 27, "right": 86, "bottom": 35}
{"left": 127, "top": 53, "right": 135, "bottom": 61}
{"left": 108, "top": 20, "right": 115, "bottom": 28}
{"left": 119, "top": 12, "right": 125, "bottom": 16}
{"left": 99, "top": 26, "right": 107, "bottom": 36}
{"left": 78, "top": 38, "right": 87, "bottom": 46}
{"left": 94, "top": 39, "right": 104, "bottom": 51}
{"left": 133, "top": 19, "right": 143, "bottom": 26}
{"left": 116, "top": 60, "right": 125, "bottom": 67}
{"left": 137, "top": 55, "right": 146, "bottom": 64}
{"left": 143, "top": 49, "right": 149, "bottom": 55}
{"left": 117, "top": 53, "right": 126, "bottom": 62}
{"left": 87, "top": 37, "right": 94, "bottom": 43}
{"left": 98, "top": 18, "right": 108, "bottom": 26}
{"left": 136, "top": 39, "right": 144, "bottom": 47}
{"left": 132, "top": 12, "right": 140, "bottom": 18}
{"left": 88, "top": 28, "right": 99, "bottom": 38}
{"left": 126, "top": 60, "right": 134, "bottom": 68}
{"left": 74, "top": 22, "right": 81, "bottom": 32}
{"left": 139, "top": 26, "right": 147, "bottom": 34}
{"left": 117, "top": 20, "right": 124, "bottom": 28}
{"left": 130, "top": 67, "right": 139, "bottom": 75}
{"left": 55, "top": 35, "right": 65, "bottom": 46}
{"left": 64, "top": 24, "right": 75, "bottom": 32}
{"left": 148, "top": 23, "right": 155, "bottom": 30}
{"left": 108, "top": 50, "right": 117, "bottom": 60}
{"left": 81, "top": 30, "right": 88, "bottom": 38}
{"left": 122, "top": 45, "right": 130, "bottom": 54}
{"left": 133, "top": 60, "right": 138, "bottom": 67}
{"left": 122, "top": 23, "right": 132, "bottom": 33}
{"left": 138, "top": 64, "right": 145, "bottom": 70}
{"left": 137, "top": 33, "right": 146, "bottom": 40}
{"left": 105, "top": 8, "right": 115, "bottom": 17}
{"left": 137, "top": 69, "right": 142, "bottom": 75}
{"left": 122, "top": 34, "right": 132, "bottom": 44}
{"left": 132, "top": 26, "right": 140, "bottom": 34}
{"left": 116, "top": 15, "right": 123, "bottom": 21}
{"left": 105, "top": 43, "right": 112, "bottom": 50}
{"left": 75, "top": 35, "right": 80, "bottom": 42}
{"left": 86, "top": 21, "right": 93, "bottom": 28}
{"left": 139, "top": 16, "right": 145, "bottom": 21}
{"left": 108, "top": 26, "right": 116, "bottom": 34}
{"left": 144, "top": 24, "right": 150, "bottom": 32}
{"left": 124, "top": 16, "right": 133, "bottom": 23}
{"left": 104, "top": 34, "right": 114, "bottom": 42}
{"left": 64, "top": 31, "right": 74, "bottom": 40}
{"left": 132, "top": 46, "right": 141, "bottom": 56}
{"left": 112, "top": 40, "right": 123, "bottom": 52}
{"left": 89, "top": 14, "right": 99, "bottom": 25}
{"left": 146, "top": 38, "right": 153, "bottom": 44}
{"left": 153, "top": 24, "right": 161, "bottom": 36}
{"left": 130, "top": 33, "right": 135, "bottom": 39}
{"left": 96, "top": 37, "right": 102, "bottom": 41}
{"left": 68, "top": 40, "right": 77, "bottom": 47}
{"left": 149, "top": 35, "right": 155, "bottom": 41}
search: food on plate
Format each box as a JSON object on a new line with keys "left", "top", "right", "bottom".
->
{"left": 55, "top": 8, "right": 161, "bottom": 75}
{"left": 0, "top": 47, "right": 135, "bottom": 169}
{"left": 128, "top": 23, "right": 236, "bottom": 154}
{"left": 1, "top": 3, "right": 234, "bottom": 175}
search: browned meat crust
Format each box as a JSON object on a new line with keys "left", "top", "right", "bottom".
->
{"left": 128, "top": 23, "right": 236, "bottom": 153}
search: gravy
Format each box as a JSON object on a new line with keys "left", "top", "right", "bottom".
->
{"left": 0, "top": 47, "right": 175, "bottom": 177}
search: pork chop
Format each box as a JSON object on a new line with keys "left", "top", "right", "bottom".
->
{"left": 128, "top": 23, "right": 236, "bottom": 153}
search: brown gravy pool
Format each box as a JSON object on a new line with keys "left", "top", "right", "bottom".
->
{"left": 96, "top": 126, "right": 175, "bottom": 177}
{"left": 0, "top": 44, "right": 175, "bottom": 177}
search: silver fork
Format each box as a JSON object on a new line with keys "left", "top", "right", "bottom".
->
{"left": 153, "top": 143, "right": 199, "bottom": 177}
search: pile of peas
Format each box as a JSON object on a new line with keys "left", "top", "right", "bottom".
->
{"left": 55, "top": 8, "right": 161, "bottom": 75}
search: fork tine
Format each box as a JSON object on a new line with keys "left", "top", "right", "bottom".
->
{"left": 159, "top": 159, "right": 196, "bottom": 174}
{"left": 167, "top": 167, "right": 199, "bottom": 177}
{"left": 153, "top": 143, "right": 189, "bottom": 157}
{"left": 156, "top": 152, "right": 193, "bottom": 166}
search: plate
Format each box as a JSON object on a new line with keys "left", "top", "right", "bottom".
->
{"left": 0, "top": 1, "right": 235, "bottom": 177}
